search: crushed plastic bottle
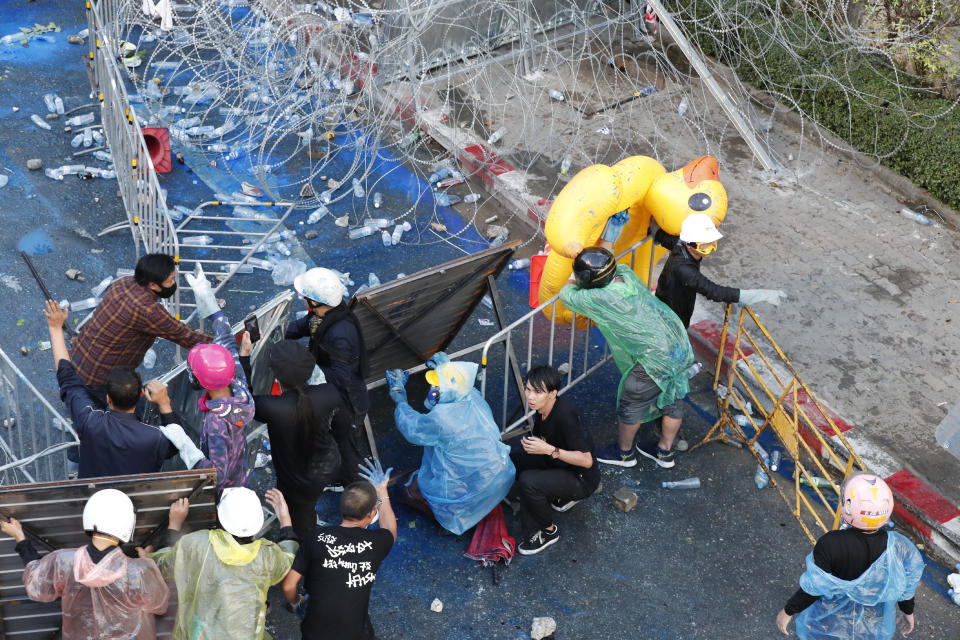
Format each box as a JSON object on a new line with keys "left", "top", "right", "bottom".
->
{"left": 69, "top": 297, "right": 99, "bottom": 312}
{"left": 43, "top": 93, "right": 57, "bottom": 113}
{"left": 560, "top": 155, "right": 572, "bottom": 175}
{"left": 486, "top": 128, "right": 505, "bottom": 145}
{"left": 754, "top": 442, "right": 771, "bottom": 489}
{"left": 508, "top": 258, "right": 530, "bottom": 270}
{"left": 367, "top": 272, "right": 381, "bottom": 287}
{"left": 390, "top": 221, "right": 411, "bottom": 245}
{"left": 687, "top": 362, "right": 703, "bottom": 378}
{"left": 548, "top": 89, "right": 564, "bottom": 101}
{"left": 352, "top": 178, "right": 365, "bottom": 198}
{"left": 481, "top": 294, "right": 493, "bottom": 309}
{"left": 677, "top": 96, "right": 689, "bottom": 117}
{"left": 116, "top": 268, "right": 135, "bottom": 278}
{"left": 900, "top": 207, "right": 932, "bottom": 226}
{"left": 142, "top": 348, "right": 157, "bottom": 370}
{"left": 246, "top": 257, "right": 274, "bottom": 270}
{"left": 66, "top": 113, "right": 95, "bottom": 127}
{"left": 348, "top": 224, "right": 376, "bottom": 240}
{"left": 270, "top": 258, "right": 307, "bottom": 286}
{"left": 463, "top": 193, "right": 480, "bottom": 204}
{"left": 428, "top": 168, "right": 450, "bottom": 183}
{"left": 181, "top": 235, "right": 213, "bottom": 246}
{"left": 372, "top": 192, "right": 383, "bottom": 208}
{"left": 436, "top": 193, "right": 461, "bottom": 207}
{"left": 307, "top": 205, "right": 330, "bottom": 224}
{"left": 662, "top": 477, "right": 700, "bottom": 490}
{"left": 90, "top": 277, "right": 114, "bottom": 297}
{"left": 31, "top": 114, "right": 52, "bottom": 130}
{"left": 320, "top": 189, "right": 333, "bottom": 204}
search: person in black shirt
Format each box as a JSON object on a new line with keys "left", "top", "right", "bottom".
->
{"left": 512, "top": 365, "right": 600, "bottom": 555}
{"left": 653, "top": 214, "right": 785, "bottom": 329}
{"left": 776, "top": 473, "right": 924, "bottom": 638}
{"left": 282, "top": 459, "right": 397, "bottom": 640}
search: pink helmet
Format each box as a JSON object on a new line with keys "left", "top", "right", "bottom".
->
{"left": 841, "top": 473, "right": 894, "bottom": 530}
{"left": 187, "top": 343, "right": 235, "bottom": 390}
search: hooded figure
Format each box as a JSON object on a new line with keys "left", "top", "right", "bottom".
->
{"left": 386, "top": 354, "right": 515, "bottom": 534}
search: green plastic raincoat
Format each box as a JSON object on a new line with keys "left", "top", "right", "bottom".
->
{"left": 560, "top": 264, "right": 693, "bottom": 423}
{"left": 152, "top": 529, "right": 297, "bottom": 640}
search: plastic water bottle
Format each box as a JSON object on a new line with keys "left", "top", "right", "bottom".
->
{"left": 348, "top": 224, "right": 376, "bottom": 240}
{"left": 181, "top": 235, "right": 213, "bottom": 246}
{"left": 436, "top": 193, "right": 461, "bottom": 207}
{"left": 43, "top": 93, "right": 57, "bottom": 113}
{"left": 548, "top": 89, "right": 564, "bottom": 101}
{"left": 769, "top": 449, "right": 782, "bottom": 472}
{"left": 677, "top": 96, "right": 689, "bottom": 117}
{"left": 368, "top": 218, "right": 391, "bottom": 229}
{"left": 687, "top": 362, "right": 702, "bottom": 378}
{"left": 31, "top": 114, "right": 52, "bottom": 130}
{"left": 66, "top": 113, "right": 95, "bottom": 127}
{"left": 82, "top": 128, "right": 93, "bottom": 147}
{"left": 372, "top": 192, "right": 382, "bottom": 208}
{"left": 352, "top": 178, "right": 365, "bottom": 198}
{"left": 320, "top": 189, "right": 333, "bottom": 204}
{"left": 142, "top": 348, "right": 157, "bottom": 370}
{"left": 935, "top": 399, "right": 960, "bottom": 461}
{"left": 662, "top": 477, "right": 700, "bottom": 490}
{"left": 391, "top": 221, "right": 411, "bottom": 245}
{"left": 168, "top": 205, "right": 191, "bottom": 222}
{"left": 754, "top": 442, "right": 771, "bottom": 489}
{"left": 368, "top": 272, "right": 381, "bottom": 287}
{"left": 560, "top": 155, "right": 572, "bottom": 175}
{"left": 70, "top": 133, "right": 84, "bottom": 148}
{"left": 381, "top": 230, "right": 391, "bottom": 247}
{"left": 508, "top": 258, "right": 530, "bottom": 270}
{"left": 69, "top": 297, "right": 99, "bottom": 311}
{"left": 463, "top": 193, "right": 480, "bottom": 204}
{"left": 93, "top": 150, "right": 113, "bottom": 163}
{"left": 486, "top": 128, "right": 504, "bottom": 145}
{"left": 90, "top": 277, "right": 114, "bottom": 297}
{"left": 899, "top": 207, "right": 932, "bottom": 226}
{"left": 307, "top": 206, "right": 329, "bottom": 224}
{"left": 246, "top": 257, "right": 274, "bottom": 270}
{"left": 54, "top": 96, "right": 64, "bottom": 115}
{"left": 798, "top": 475, "right": 832, "bottom": 489}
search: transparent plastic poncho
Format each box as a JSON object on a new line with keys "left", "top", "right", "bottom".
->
{"left": 23, "top": 546, "right": 168, "bottom": 639}
{"left": 560, "top": 264, "right": 693, "bottom": 423}
{"left": 795, "top": 531, "right": 924, "bottom": 640}
{"left": 152, "top": 529, "right": 297, "bottom": 640}
{"left": 394, "top": 361, "right": 516, "bottom": 535}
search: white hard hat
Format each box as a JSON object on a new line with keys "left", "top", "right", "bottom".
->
{"left": 82, "top": 489, "right": 136, "bottom": 543}
{"left": 293, "top": 267, "right": 344, "bottom": 307}
{"left": 217, "top": 487, "right": 265, "bottom": 538}
{"left": 679, "top": 213, "right": 723, "bottom": 244}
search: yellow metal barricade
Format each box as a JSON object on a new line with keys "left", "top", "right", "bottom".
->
{"left": 694, "top": 304, "right": 867, "bottom": 544}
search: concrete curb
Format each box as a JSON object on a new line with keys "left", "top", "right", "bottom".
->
{"left": 689, "top": 318, "right": 960, "bottom": 563}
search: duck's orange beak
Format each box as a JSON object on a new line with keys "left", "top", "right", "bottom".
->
{"left": 682, "top": 156, "right": 719, "bottom": 188}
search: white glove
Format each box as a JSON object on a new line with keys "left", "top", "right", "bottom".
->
{"left": 184, "top": 265, "right": 219, "bottom": 319}
{"left": 159, "top": 423, "right": 205, "bottom": 469}
{"left": 738, "top": 289, "right": 787, "bottom": 307}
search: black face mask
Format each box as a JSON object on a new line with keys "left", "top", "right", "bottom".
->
{"left": 154, "top": 283, "right": 177, "bottom": 299}
{"left": 187, "top": 369, "right": 203, "bottom": 391}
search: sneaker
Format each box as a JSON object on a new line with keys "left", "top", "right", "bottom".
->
{"left": 636, "top": 441, "right": 676, "bottom": 469}
{"left": 595, "top": 444, "right": 637, "bottom": 467}
{"left": 518, "top": 525, "right": 560, "bottom": 555}
{"left": 551, "top": 498, "right": 580, "bottom": 513}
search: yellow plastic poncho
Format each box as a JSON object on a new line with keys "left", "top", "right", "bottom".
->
{"left": 152, "top": 529, "right": 297, "bottom": 640}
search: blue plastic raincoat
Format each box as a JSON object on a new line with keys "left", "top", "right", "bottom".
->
{"left": 394, "top": 361, "right": 515, "bottom": 534}
{"left": 795, "top": 530, "right": 924, "bottom": 640}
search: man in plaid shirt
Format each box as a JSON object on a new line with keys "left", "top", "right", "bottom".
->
{"left": 70, "top": 254, "right": 211, "bottom": 401}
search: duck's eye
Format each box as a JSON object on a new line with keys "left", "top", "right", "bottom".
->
{"left": 688, "top": 193, "right": 712, "bottom": 211}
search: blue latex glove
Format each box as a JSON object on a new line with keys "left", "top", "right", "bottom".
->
{"left": 425, "top": 351, "right": 451, "bottom": 370}
{"left": 358, "top": 457, "right": 393, "bottom": 487}
{"left": 601, "top": 210, "right": 630, "bottom": 243}
{"left": 385, "top": 369, "right": 409, "bottom": 404}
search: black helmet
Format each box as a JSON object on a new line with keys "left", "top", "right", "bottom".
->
{"left": 573, "top": 246, "right": 616, "bottom": 289}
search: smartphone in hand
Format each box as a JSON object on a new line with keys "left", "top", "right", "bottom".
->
{"left": 243, "top": 314, "right": 261, "bottom": 343}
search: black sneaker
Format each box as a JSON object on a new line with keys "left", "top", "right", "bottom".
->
{"left": 551, "top": 498, "right": 579, "bottom": 513}
{"left": 636, "top": 441, "right": 676, "bottom": 468}
{"left": 595, "top": 444, "right": 637, "bottom": 467}
{"left": 518, "top": 525, "right": 560, "bottom": 555}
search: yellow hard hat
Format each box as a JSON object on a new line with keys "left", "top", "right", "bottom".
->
{"left": 425, "top": 369, "right": 439, "bottom": 386}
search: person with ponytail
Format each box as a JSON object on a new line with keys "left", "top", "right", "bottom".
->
{"left": 240, "top": 337, "right": 350, "bottom": 540}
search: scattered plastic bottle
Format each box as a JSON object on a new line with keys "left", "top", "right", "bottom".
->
{"left": 368, "top": 272, "right": 381, "bottom": 287}
{"left": 390, "top": 221, "right": 411, "bottom": 245}
{"left": 372, "top": 192, "right": 383, "bottom": 208}
{"left": 54, "top": 95, "right": 64, "bottom": 115}
{"left": 66, "top": 113, "right": 95, "bottom": 127}
{"left": 754, "top": 442, "right": 771, "bottom": 489}
{"left": 307, "top": 205, "right": 330, "bottom": 224}
{"left": 677, "top": 96, "right": 689, "bottom": 117}
{"left": 93, "top": 150, "right": 113, "bottom": 163}
{"left": 69, "top": 297, "right": 99, "bottom": 312}
{"left": 90, "top": 277, "right": 114, "bottom": 297}
{"left": 486, "top": 128, "right": 505, "bottom": 145}
{"left": 899, "top": 207, "right": 932, "bottom": 226}
{"left": 687, "top": 362, "right": 703, "bottom": 378}
{"left": 43, "top": 93, "right": 57, "bottom": 113}
{"left": 508, "top": 258, "right": 531, "bottom": 270}
{"left": 935, "top": 399, "right": 960, "bottom": 461}
{"left": 348, "top": 224, "right": 376, "bottom": 240}
{"left": 548, "top": 89, "right": 564, "bottom": 101}
{"left": 769, "top": 449, "right": 782, "bottom": 472}
{"left": 948, "top": 588, "right": 960, "bottom": 606}
{"left": 352, "top": 178, "right": 365, "bottom": 198}
{"left": 560, "top": 155, "right": 572, "bottom": 175}
{"left": 168, "top": 204, "right": 191, "bottom": 222}
{"left": 428, "top": 168, "right": 450, "bottom": 183}
{"left": 181, "top": 235, "right": 214, "bottom": 246}
{"left": 381, "top": 230, "right": 391, "bottom": 247}
{"left": 463, "top": 193, "right": 480, "bottom": 204}
{"left": 31, "top": 114, "right": 52, "bottom": 130}
{"left": 270, "top": 241, "right": 292, "bottom": 257}
{"left": 662, "top": 477, "right": 700, "bottom": 490}
{"left": 82, "top": 128, "right": 93, "bottom": 147}
{"left": 436, "top": 193, "right": 461, "bottom": 207}
{"left": 116, "top": 268, "right": 135, "bottom": 278}
{"left": 70, "top": 133, "right": 84, "bottom": 148}
{"left": 246, "top": 257, "right": 274, "bottom": 270}
{"left": 798, "top": 475, "right": 833, "bottom": 489}
{"left": 638, "top": 85, "right": 657, "bottom": 97}
{"left": 142, "top": 348, "right": 157, "bottom": 370}
{"left": 320, "top": 189, "right": 333, "bottom": 204}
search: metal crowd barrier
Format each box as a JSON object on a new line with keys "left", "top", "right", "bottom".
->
{"left": 0, "top": 347, "right": 79, "bottom": 485}
{"left": 693, "top": 304, "right": 867, "bottom": 544}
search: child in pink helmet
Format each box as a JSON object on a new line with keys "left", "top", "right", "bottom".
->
{"left": 776, "top": 473, "right": 924, "bottom": 639}
{"left": 180, "top": 268, "right": 255, "bottom": 492}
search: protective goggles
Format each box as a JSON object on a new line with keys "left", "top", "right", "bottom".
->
{"left": 692, "top": 241, "right": 717, "bottom": 255}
